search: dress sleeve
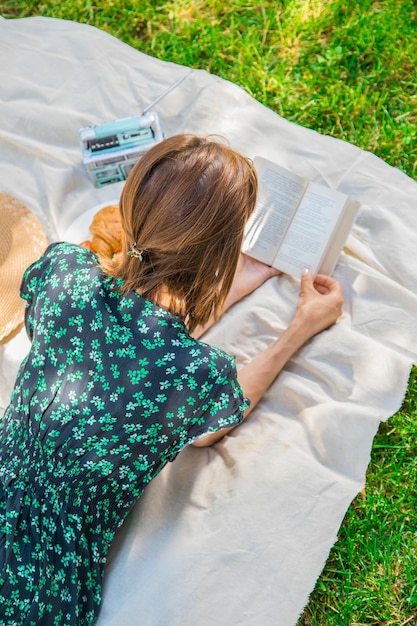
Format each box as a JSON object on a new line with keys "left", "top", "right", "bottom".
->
{"left": 20, "top": 242, "right": 92, "bottom": 339}
{"left": 19, "top": 244, "right": 55, "bottom": 339}
{"left": 183, "top": 355, "right": 250, "bottom": 447}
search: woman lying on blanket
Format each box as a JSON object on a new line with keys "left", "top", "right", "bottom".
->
{"left": 0, "top": 134, "right": 343, "bottom": 625}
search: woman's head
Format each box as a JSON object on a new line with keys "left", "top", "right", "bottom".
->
{"left": 115, "top": 134, "right": 257, "bottom": 332}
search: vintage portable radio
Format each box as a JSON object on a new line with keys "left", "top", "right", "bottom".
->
{"left": 79, "top": 70, "right": 193, "bottom": 188}
{"left": 79, "top": 111, "right": 163, "bottom": 187}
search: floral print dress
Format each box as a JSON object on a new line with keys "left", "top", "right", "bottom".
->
{"left": 0, "top": 243, "right": 248, "bottom": 625}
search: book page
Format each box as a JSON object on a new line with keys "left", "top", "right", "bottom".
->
{"left": 317, "top": 197, "right": 360, "bottom": 275}
{"left": 242, "top": 158, "right": 307, "bottom": 266}
{"left": 272, "top": 182, "right": 348, "bottom": 276}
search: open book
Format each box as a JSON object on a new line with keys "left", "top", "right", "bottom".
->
{"left": 243, "top": 157, "right": 360, "bottom": 277}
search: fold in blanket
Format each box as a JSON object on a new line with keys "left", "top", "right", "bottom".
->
{"left": 0, "top": 16, "right": 416, "bottom": 626}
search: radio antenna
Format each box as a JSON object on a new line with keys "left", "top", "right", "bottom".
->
{"left": 141, "top": 69, "right": 194, "bottom": 116}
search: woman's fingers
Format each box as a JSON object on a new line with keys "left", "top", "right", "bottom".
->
{"left": 297, "top": 270, "right": 344, "bottom": 335}
{"left": 313, "top": 273, "right": 342, "bottom": 295}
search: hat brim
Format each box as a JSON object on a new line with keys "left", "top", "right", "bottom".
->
{"left": 0, "top": 194, "right": 48, "bottom": 344}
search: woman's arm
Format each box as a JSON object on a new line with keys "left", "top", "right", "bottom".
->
{"left": 192, "top": 270, "right": 344, "bottom": 446}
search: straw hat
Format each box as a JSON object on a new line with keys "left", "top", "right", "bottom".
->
{"left": 0, "top": 193, "right": 48, "bottom": 344}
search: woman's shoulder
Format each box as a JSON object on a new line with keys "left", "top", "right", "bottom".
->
{"left": 43, "top": 241, "right": 97, "bottom": 264}
{"left": 21, "top": 242, "right": 101, "bottom": 302}
{"left": 24, "top": 241, "right": 97, "bottom": 276}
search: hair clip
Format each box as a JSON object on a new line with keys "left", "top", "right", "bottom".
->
{"left": 127, "top": 243, "right": 144, "bottom": 261}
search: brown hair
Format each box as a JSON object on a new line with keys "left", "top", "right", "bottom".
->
{"left": 112, "top": 134, "right": 257, "bottom": 333}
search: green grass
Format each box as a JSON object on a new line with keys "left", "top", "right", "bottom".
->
{"left": 1, "top": 1, "right": 416, "bottom": 623}
{"left": 300, "top": 365, "right": 417, "bottom": 625}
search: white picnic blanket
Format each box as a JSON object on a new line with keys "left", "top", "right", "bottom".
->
{"left": 1, "top": 16, "right": 416, "bottom": 626}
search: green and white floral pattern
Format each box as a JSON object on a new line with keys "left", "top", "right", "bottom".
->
{"left": 0, "top": 243, "right": 248, "bottom": 625}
